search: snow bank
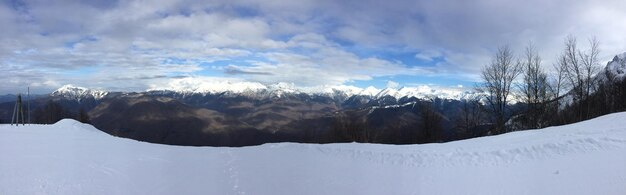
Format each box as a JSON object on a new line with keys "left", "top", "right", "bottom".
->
{"left": 53, "top": 119, "right": 104, "bottom": 133}
{"left": 2, "top": 114, "right": 626, "bottom": 195}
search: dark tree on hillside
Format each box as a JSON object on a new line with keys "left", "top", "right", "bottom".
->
{"left": 519, "top": 43, "right": 551, "bottom": 129}
{"left": 33, "top": 100, "right": 72, "bottom": 124}
{"left": 332, "top": 112, "right": 372, "bottom": 143}
{"left": 78, "top": 107, "right": 90, "bottom": 124}
{"left": 454, "top": 99, "right": 485, "bottom": 137}
{"left": 549, "top": 54, "right": 570, "bottom": 125}
{"left": 419, "top": 102, "right": 443, "bottom": 143}
{"left": 586, "top": 61, "right": 626, "bottom": 119}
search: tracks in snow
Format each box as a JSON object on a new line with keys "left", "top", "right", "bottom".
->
{"left": 224, "top": 148, "right": 246, "bottom": 195}
{"left": 309, "top": 135, "right": 626, "bottom": 167}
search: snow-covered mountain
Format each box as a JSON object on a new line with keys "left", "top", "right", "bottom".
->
{"left": 145, "top": 77, "right": 480, "bottom": 101}
{"left": 3, "top": 112, "right": 626, "bottom": 194}
{"left": 373, "top": 85, "right": 480, "bottom": 100}
{"left": 50, "top": 84, "right": 108, "bottom": 101}
{"left": 559, "top": 52, "right": 626, "bottom": 108}
{"left": 54, "top": 82, "right": 479, "bottom": 102}
{"left": 598, "top": 52, "right": 626, "bottom": 82}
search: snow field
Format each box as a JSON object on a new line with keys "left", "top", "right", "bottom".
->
{"left": 2, "top": 113, "right": 626, "bottom": 194}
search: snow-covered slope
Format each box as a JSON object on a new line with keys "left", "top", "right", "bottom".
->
{"left": 51, "top": 84, "right": 108, "bottom": 101}
{"left": 3, "top": 113, "right": 626, "bottom": 194}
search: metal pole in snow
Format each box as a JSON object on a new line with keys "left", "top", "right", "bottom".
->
{"left": 20, "top": 94, "right": 25, "bottom": 126}
{"left": 28, "top": 87, "right": 31, "bottom": 125}
{"left": 11, "top": 97, "right": 17, "bottom": 126}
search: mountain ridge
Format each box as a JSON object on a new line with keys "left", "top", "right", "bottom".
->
{"left": 51, "top": 84, "right": 109, "bottom": 102}
{"left": 54, "top": 82, "right": 481, "bottom": 102}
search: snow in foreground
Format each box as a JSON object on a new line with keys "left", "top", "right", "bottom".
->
{"left": 2, "top": 113, "right": 626, "bottom": 195}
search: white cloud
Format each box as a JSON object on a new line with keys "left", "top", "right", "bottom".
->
{"left": 227, "top": 33, "right": 424, "bottom": 86}
{"left": 2, "top": 0, "right": 626, "bottom": 94}
{"left": 415, "top": 50, "right": 443, "bottom": 61}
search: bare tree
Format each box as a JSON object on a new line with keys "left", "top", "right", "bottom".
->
{"left": 550, "top": 54, "right": 570, "bottom": 124}
{"left": 519, "top": 43, "right": 550, "bottom": 128}
{"left": 481, "top": 46, "right": 522, "bottom": 134}
{"left": 455, "top": 98, "right": 484, "bottom": 136}
{"left": 561, "top": 35, "right": 601, "bottom": 120}
{"left": 552, "top": 55, "right": 569, "bottom": 101}
{"left": 580, "top": 36, "right": 601, "bottom": 116}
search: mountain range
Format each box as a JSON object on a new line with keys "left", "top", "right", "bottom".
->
{"left": 2, "top": 52, "right": 626, "bottom": 146}
{"left": 52, "top": 81, "right": 480, "bottom": 103}
{"left": 0, "top": 81, "right": 486, "bottom": 146}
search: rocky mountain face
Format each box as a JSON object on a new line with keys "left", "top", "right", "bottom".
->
{"left": 597, "top": 52, "right": 626, "bottom": 83}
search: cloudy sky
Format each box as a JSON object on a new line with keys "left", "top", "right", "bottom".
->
{"left": 2, "top": 0, "right": 626, "bottom": 94}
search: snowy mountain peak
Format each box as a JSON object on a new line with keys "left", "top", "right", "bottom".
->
{"left": 148, "top": 77, "right": 267, "bottom": 95}
{"left": 375, "top": 87, "right": 399, "bottom": 98}
{"left": 607, "top": 52, "right": 626, "bottom": 79}
{"left": 51, "top": 84, "right": 108, "bottom": 101}
{"left": 296, "top": 85, "right": 364, "bottom": 99}
{"left": 268, "top": 82, "right": 297, "bottom": 90}
{"left": 597, "top": 52, "right": 626, "bottom": 82}
{"left": 53, "top": 84, "right": 82, "bottom": 92}
{"left": 612, "top": 51, "right": 626, "bottom": 61}
{"left": 359, "top": 86, "right": 380, "bottom": 96}
{"left": 370, "top": 85, "right": 480, "bottom": 100}
{"left": 267, "top": 82, "right": 299, "bottom": 97}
